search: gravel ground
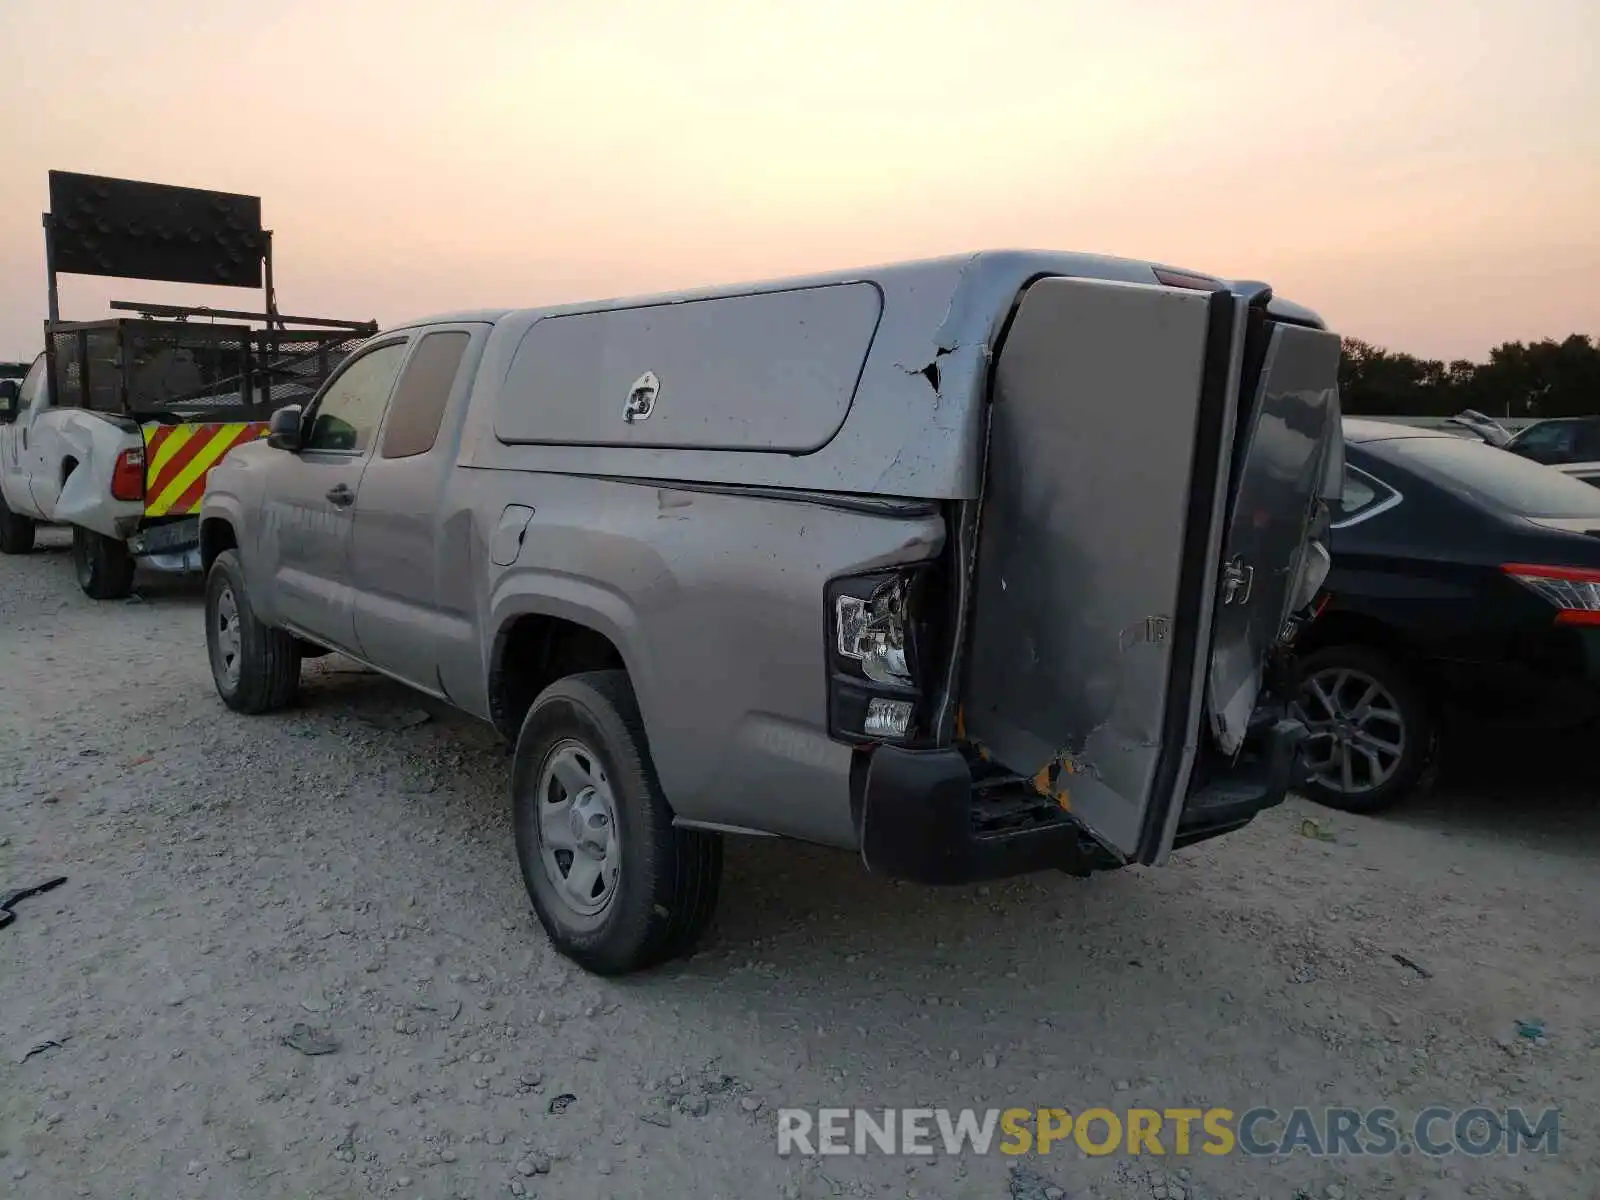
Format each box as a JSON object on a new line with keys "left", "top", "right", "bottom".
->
{"left": 2, "top": 527, "right": 1596, "bottom": 1200}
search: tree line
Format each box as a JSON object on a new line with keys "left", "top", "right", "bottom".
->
{"left": 1338, "top": 333, "right": 1599, "bottom": 419}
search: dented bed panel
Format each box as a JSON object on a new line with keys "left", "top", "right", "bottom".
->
{"left": 43, "top": 411, "right": 147, "bottom": 537}
{"left": 465, "top": 470, "right": 948, "bottom": 849}
{"left": 1206, "top": 323, "right": 1343, "bottom": 751}
{"left": 962, "top": 277, "right": 1221, "bottom": 860}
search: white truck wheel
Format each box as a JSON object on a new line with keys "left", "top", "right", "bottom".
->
{"left": 71, "top": 526, "right": 136, "bottom": 599}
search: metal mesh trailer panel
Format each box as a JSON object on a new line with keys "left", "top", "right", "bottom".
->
{"left": 43, "top": 318, "right": 375, "bottom": 420}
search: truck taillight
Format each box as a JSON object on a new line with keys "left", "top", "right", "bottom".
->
{"left": 825, "top": 566, "right": 939, "bottom": 744}
{"left": 1502, "top": 563, "right": 1600, "bottom": 626}
{"left": 111, "top": 447, "right": 145, "bottom": 501}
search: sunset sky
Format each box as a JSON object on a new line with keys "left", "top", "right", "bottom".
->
{"left": 1, "top": 0, "right": 1595, "bottom": 364}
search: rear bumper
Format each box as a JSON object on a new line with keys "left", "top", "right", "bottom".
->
{"left": 857, "top": 716, "right": 1308, "bottom": 885}
{"left": 127, "top": 516, "right": 200, "bottom": 557}
{"left": 857, "top": 747, "right": 1119, "bottom": 885}
{"left": 1174, "top": 715, "right": 1307, "bottom": 848}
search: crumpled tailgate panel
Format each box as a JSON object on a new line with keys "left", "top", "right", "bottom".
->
{"left": 962, "top": 276, "right": 1225, "bottom": 860}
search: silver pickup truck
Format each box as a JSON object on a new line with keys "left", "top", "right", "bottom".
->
{"left": 200, "top": 251, "right": 1343, "bottom": 975}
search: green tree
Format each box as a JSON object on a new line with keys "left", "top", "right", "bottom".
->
{"left": 1338, "top": 333, "right": 1598, "bottom": 419}
{"left": 1338, "top": 338, "right": 1455, "bottom": 417}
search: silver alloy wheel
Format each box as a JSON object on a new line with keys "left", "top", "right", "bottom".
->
{"left": 1294, "top": 666, "right": 1406, "bottom": 795}
{"left": 535, "top": 740, "right": 621, "bottom": 917}
{"left": 214, "top": 585, "right": 243, "bottom": 689}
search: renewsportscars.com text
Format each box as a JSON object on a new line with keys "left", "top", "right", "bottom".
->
{"left": 776, "top": 1106, "right": 1560, "bottom": 1159}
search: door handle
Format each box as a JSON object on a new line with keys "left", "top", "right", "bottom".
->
{"left": 326, "top": 483, "right": 355, "bottom": 507}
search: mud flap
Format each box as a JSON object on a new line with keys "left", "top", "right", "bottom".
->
{"left": 962, "top": 277, "right": 1239, "bottom": 862}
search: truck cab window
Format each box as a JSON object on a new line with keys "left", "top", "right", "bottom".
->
{"left": 305, "top": 342, "right": 407, "bottom": 453}
{"left": 381, "top": 331, "right": 470, "bottom": 459}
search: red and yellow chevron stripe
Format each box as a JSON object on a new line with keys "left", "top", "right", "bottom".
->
{"left": 141, "top": 421, "right": 270, "bottom": 517}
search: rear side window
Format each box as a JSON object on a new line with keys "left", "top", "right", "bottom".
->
{"left": 1574, "top": 421, "right": 1600, "bottom": 462}
{"left": 381, "top": 331, "right": 471, "bottom": 459}
{"left": 493, "top": 282, "right": 882, "bottom": 452}
{"left": 1384, "top": 435, "right": 1600, "bottom": 518}
{"left": 1331, "top": 465, "right": 1401, "bottom": 528}
{"left": 1510, "top": 421, "right": 1578, "bottom": 463}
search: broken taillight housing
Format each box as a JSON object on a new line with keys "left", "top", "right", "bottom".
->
{"left": 825, "top": 566, "right": 938, "bottom": 744}
{"left": 110, "top": 447, "right": 145, "bottom": 501}
{"left": 835, "top": 575, "right": 914, "bottom": 685}
{"left": 1502, "top": 563, "right": 1600, "bottom": 626}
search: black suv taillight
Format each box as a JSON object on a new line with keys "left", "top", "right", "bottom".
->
{"left": 824, "top": 564, "right": 942, "bottom": 745}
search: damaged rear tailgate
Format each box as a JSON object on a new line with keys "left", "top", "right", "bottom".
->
{"left": 961, "top": 275, "right": 1339, "bottom": 864}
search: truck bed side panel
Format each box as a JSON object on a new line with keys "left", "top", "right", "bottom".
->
{"left": 464, "top": 469, "right": 944, "bottom": 848}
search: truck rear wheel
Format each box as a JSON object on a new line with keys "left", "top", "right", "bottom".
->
{"left": 71, "top": 526, "right": 136, "bottom": 599}
{"left": 512, "top": 670, "right": 723, "bottom": 975}
{"left": 205, "top": 549, "right": 302, "bottom": 713}
{"left": 0, "top": 489, "right": 35, "bottom": 554}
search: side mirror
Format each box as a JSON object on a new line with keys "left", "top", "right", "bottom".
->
{"left": 266, "top": 404, "right": 304, "bottom": 451}
{"left": 0, "top": 379, "right": 18, "bottom": 424}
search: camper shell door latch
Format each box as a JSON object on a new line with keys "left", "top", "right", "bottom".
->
{"left": 1221, "top": 557, "right": 1255, "bottom": 607}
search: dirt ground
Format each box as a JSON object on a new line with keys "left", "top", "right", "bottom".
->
{"left": 2, "top": 528, "right": 1596, "bottom": 1200}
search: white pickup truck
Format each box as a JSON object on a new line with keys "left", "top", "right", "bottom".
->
{"left": 0, "top": 351, "right": 271, "bottom": 596}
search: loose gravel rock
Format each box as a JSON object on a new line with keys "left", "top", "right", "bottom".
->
{"left": 1, "top": 530, "right": 1596, "bottom": 1198}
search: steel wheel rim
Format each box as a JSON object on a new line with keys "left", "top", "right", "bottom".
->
{"left": 213, "top": 585, "right": 243, "bottom": 689}
{"left": 534, "top": 740, "right": 621, "bottom": 917}
{"left": 1293, "top": 666, "right": 1406, "bottom": 795}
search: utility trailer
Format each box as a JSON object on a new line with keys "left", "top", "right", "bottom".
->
{"left": 0, "top": 170, "right": 376, "bottom": 595}
{"left": 2, "top": 309, "right": 374, "bottom": 591}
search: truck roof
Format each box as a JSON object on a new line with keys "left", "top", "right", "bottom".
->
{"left": 389, "top": 309, "right": 513, "bottom": 330}
{"left": 439, "top": 249, "right": 1334, "bottom": 501}
{"left": 389, "top": 250, "right": 1327, "bottom": 334}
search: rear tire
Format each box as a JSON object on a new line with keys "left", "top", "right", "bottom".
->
{"left": 205, "top": 549, "right": 302, "bottom": 713}
{"left": 0, "top": 489, "right": 35, "bottom": 554}
{"left": 512, "top": 670, "right": 723, "bottom": 975}
{"left": 71, "top": 525, "right": 136, "bottom": 599}
{"left": 1292, "top": 644, "right": 1432, "bottom": 814}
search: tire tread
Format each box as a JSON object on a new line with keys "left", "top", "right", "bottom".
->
{"left": 74, "top": 526, "right": 136, "bottom": 599}
{"left": 207, "top": 549, "right": 301, "bottom": 714}
{"left": 514, "top": 669, "right": 722, "bottom": 974}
